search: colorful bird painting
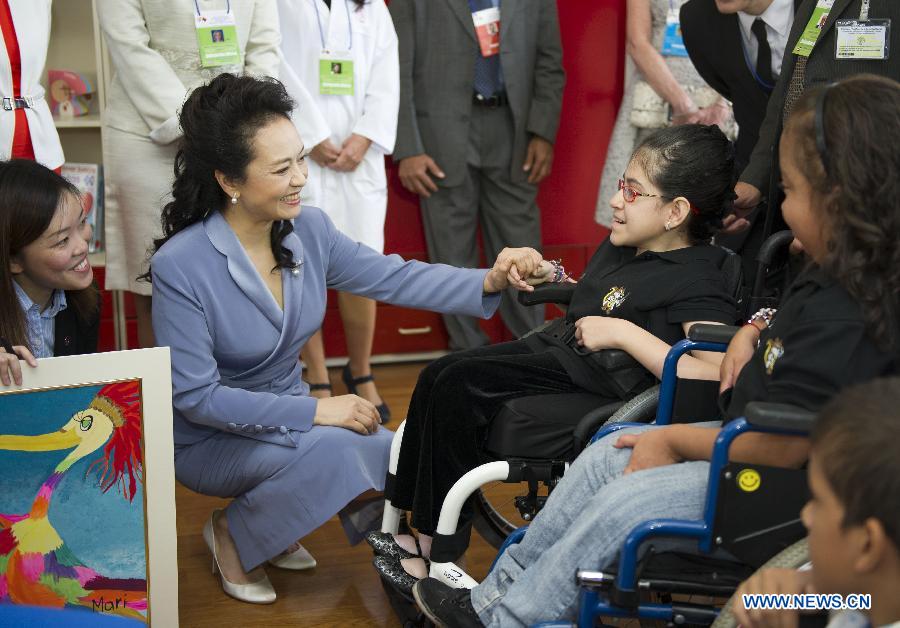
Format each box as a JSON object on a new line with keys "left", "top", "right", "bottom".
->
{"left": 0, "top": 381, "right": 147, "bottom": 621}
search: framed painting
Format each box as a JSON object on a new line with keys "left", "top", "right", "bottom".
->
{"left": 0, "top": 348, "right": 177, "bottom": 626}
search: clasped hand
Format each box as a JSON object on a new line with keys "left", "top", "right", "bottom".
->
{"left": 313, "top": 394, "right": 380, "bottom": 435}
{"left": 310, "top": 134, "right": 372, "bottom": 172}
{"left": 483, "top": 248, "right": 554, "bottom": 293}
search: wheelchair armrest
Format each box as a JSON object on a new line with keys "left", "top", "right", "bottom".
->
{"left": 517, "top": 282, "right": 577, "bottom": 307}
{"left": 592, "top": 349, "right": 640, "bottom": 371}
{"left": 744, "top": 402, "right": 816, "bottom": 434}
{"left": 687, "top": 324, "right": 740, "bottom": 345}
{"left": 756, "top": 230, "right": 794, "bottom": 265}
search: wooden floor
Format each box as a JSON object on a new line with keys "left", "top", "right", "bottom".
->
{"left": 175, "top": 362, "right": 509, "bottom": 627}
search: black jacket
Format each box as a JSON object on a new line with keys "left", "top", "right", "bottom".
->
{"left": 53, "top": 290, "right": 100, "bottom": 356}
{"left": 680, "top": 0, "right": 803, "bottom": 172}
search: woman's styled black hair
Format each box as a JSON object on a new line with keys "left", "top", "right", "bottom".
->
{"left": 785, "top": 74, "right": 900, "bottom": 349}
{"left": 142, "top": 73, "right": 296, "bottom": 280}
{"left": 0, "top": 160, "right": 99, "bottom": 349}
{"left": 634, "top": 124, "right": 737, "bottom": 244}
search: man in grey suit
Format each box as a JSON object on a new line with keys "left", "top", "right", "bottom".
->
{"left": 389, "top": 0, "right": 565, "bottom": 350}
{"left": 730, "top": 0, "right": 900, "bottom": 228}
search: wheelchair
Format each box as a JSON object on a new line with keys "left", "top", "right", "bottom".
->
{"left": 472, "top": 230, "right": 795, "bottom": 547}
{"left": 486, "top": 326, "right": 813, "bottom": 627}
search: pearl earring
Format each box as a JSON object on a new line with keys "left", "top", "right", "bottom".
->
{"left": 665, "top": 221, "right": 671, "bottom": 232}
{"left": 231, "top": 193, "right": 239, "bottom": 205}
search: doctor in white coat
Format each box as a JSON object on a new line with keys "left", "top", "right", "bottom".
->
{"left": 0, "top": 0, "right": 64, "bottom": 168}
{"left": 278, "top": 0, "right": 399, "bottom": 421}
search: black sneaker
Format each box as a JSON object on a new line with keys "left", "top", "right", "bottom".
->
{"left": 412, "top": 578, "right": 484, "bottom": 628}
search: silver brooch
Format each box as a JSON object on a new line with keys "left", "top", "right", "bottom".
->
{"left": 289, "top": 259, "right": 303, "bottom": 276}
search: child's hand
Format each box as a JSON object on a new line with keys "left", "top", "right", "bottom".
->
{"left": 732, "top": 568, "right": 815, "bottom": 628}
{"left": 574, "top": 316, "right": 624, "bottom": 351}
{"left": 614, "top": 427, "right": 682, "bottom": 474}
{"left": 720, "top": 324, "right": 760, "bottom": 393}
{"left": 0, "top": 344, "right": 37, "bottom": 387}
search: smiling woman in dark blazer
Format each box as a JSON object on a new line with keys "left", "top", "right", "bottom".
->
{"left": 0, "top": 160, "right": 100, "bottom": 386}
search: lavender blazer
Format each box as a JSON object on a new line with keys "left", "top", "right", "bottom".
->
{"left": 151, "top": 206, "right": 499, "bottom": 448}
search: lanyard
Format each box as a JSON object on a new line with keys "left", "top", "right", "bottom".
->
{"left": 194, "top": 0, "right": 231, "bottom": 16}
{"left": 312, "top": 0, "right": 353, "bottom": 51}
{"left": 860, "top": 0, "right": 870, "bottom": 21}
{"left": 739, "top": 28, "right": 775, "bottom": 92}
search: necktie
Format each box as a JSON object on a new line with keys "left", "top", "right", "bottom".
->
{"left": 469, "top": 0, "right": 501, "bottom": 98}
{"left": 751, "top": 18, "right": 774, "bottom": 86}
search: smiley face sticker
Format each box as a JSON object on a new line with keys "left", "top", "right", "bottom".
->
{"left": 736, "top": 468, "right": 761, "bottom": 493}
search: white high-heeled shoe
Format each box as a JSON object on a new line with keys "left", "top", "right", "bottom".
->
{"left": 203, "top": 511, "right": 276, "bottom": 604}
{"left": 268, "top": 542, "right": 317, "bottom": 570}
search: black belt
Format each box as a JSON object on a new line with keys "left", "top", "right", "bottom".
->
{"left": 472, "top": 91, "right": 508, "bottom": 108}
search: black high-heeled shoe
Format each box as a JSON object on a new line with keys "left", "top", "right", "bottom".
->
{"left": 306, "top": 381, "right": 332, "bottom": 395}
{"left": 342, "top": 363, "right": 391, "bottom": 424}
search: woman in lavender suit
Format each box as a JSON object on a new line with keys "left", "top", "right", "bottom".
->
{"left": 149, "top": 73, "right": 548, "bottom": 605}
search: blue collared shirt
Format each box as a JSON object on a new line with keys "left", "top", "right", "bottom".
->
{"left": 14, "top": 282, "right": 67, "bottom": 358}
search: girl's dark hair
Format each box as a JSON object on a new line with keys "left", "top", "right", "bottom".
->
{"left": 350, "top": 0, "right": 367, "bottom": 8}
{"left": 634, "top": 124, "right": 736, "bottom": 244}
{"left": 0, "top": 160, "right": 99, "bottom": 349}
{"left": 142, "top": 73, "right": 296, "bottom": 279}
{"left": 812, "top": 377, "right": 900, "bottom": 549}
{"left": 785, "top": 74, "right": 900, "bottom": 349}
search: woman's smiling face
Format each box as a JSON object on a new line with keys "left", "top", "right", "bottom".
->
{"left": 223, "top": 115, "right": 309, "bottom": 223}
{"left": 11, "top": 191, "right": 93, "bottom": 307}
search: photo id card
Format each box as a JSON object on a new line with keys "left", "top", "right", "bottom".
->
{"left": 319, "top": 52, "right": 354, "bottom": 96}
{"left": 661, "top": 7, "right": 689, "bottom": 57}
{"left": 472, "top": 7, "right": 501, "bottom": 57}
{"left": 835, "top": 19, "right": 890, "bottom": 60}
{"left": 195, "top": 10, "right": 241, "bottom": 67}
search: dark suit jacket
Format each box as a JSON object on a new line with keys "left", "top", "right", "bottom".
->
{"left": 388, "top": 0, "right": 565, "bottom": 186}
{"left": 680, "top": 0, "right": 803, "bottom": 172}
{"left": 741, "top": 0, "right": 900, "bottom": 191}
{"left": 54, "top": 290, "right": 100, "bottom": 356}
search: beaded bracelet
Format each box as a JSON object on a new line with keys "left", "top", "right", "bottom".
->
{"left": 549, "top": 259, "right": 570, "bottom": 283}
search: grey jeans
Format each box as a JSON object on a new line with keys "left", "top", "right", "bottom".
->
{"left": 471, "top": 422, "right": 721, "bottom": 627}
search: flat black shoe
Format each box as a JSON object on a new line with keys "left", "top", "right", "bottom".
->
{"left": 365, "top": 531, "right": 420, "bottom": 560}
{"left": 342, "top": 364, "right": 391, "bottom": 423}
{"left": 374, "top": 555, "right": 420, "bottom": 594}
{"left": 412, "top": 578, "right": 484, "bottom": 628}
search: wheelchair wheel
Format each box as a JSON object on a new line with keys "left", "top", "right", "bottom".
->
{"left": 473, "top": 481, "right": 549, "bottom": 549}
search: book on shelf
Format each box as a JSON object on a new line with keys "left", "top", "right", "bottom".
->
{"left": 60, "top": 163, "right": 104, "bottom": 253}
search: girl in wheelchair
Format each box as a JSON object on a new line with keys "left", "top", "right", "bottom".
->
{"left": 410, "top": 74, "right": 900, "bottom": 627}
{"left": 372, "top": 124, "right": 740, "bottom": 588}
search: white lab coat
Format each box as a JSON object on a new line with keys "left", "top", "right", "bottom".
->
{"left": 0, "top": 0, "right": 64, "bottom": 168}
{"left": 278, "top": 0, "right": 399, "bottom": 251}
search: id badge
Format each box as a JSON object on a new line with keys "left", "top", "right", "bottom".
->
{"left": 793, "top": 0, "right": 836, "bottom": 57}
{"left": 835, "top": 19, "right": 890, "bottom": 59}
{"left": 195, "top": 10, "right": 241, "bottom": 67}
{"left": 472, "top": 7, "right": 500, "bottom": 57}
{"left": 319, "top": 51, "right": 354, "bottom": 96}
{"left": 661, "top": 8, "right": 688, "bottom": 57}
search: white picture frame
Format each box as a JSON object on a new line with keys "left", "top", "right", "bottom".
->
{"left": 0, "top": 348, "right": 177, "bottom": 627}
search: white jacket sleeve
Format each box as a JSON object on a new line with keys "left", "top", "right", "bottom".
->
{"left": 97, "top": 0, "right": 189, "bottom": 140}
{"left": 279, "top": 50, "right": 331, "bottom": 150}
{"left": 351, "top": 1, "right": 399, "bottom": 154}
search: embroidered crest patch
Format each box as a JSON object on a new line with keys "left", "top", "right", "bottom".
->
{"left": 763, "top": 338, "right": 784, "bottom": 375}
{"left": 601, "top": 286, "right": 628, "bottom": 314}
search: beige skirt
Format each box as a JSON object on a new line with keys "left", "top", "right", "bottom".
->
{"left": 102, "top": 126, "right": 177, "bottom": 295}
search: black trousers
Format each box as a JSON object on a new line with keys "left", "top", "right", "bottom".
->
{"left": 389, "top": 339, "right": 592, "bottom": 549}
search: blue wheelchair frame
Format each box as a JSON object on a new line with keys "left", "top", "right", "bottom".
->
{"left": 487, "top": 336, "right": 810, "bottom": 628}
